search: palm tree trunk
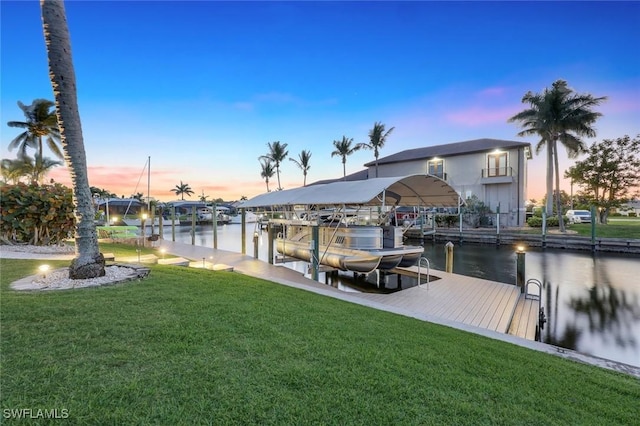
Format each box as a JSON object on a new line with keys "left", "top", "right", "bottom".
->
{"left": 276, "top": 166, "right": 281, "bottom": 190}
{"left": 545, "top": 141, "right": 554, "bottom": 216}
{"left": 553, "top": 140, "right": 565, "bottom": 232}
{"left": 343, "top": 160, "right": 346, "bottom": 180}
{"left": 41, "top": 0, "right": 105, "bottom": 279}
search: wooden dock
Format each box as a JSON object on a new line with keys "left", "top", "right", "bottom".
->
{"left": 354, "top": 268, "right": 532, "bottom": 335}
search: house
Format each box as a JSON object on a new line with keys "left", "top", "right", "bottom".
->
{"left": 361, "top": 138, "right": 532, "bottom": 227}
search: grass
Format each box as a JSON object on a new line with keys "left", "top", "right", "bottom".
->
{"left": 567, "top": 217, "right": 640, "bottom": 238}
{"left": 1, "top": 254, "right": 639, "bottom": 424}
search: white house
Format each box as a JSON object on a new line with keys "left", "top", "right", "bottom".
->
{"left": 361, "top": 138, "right": 533, "bottom": 227}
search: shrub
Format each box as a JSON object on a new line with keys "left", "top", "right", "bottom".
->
{"left": 629, "top": 212, "right": 637, "bottom": 217}
{"left": 0, "top": 182, "right": 75, "bottom": 245}
{"left": 526, "top": 215, "right": 559, "bottom": 227}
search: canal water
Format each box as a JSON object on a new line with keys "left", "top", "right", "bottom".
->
{"left": 162, "top": 223, "right": 640, "bottom": 368}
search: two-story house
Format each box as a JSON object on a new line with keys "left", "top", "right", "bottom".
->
{"left": 362, "top": 138, "right": 532, "bottom": 227}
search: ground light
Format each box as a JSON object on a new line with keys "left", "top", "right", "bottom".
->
{"left": 38, "top": 264, "right": 50, "bottom": 279}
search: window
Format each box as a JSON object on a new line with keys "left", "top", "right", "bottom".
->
{"left": 487, "top": 152, "right": 508, "bottom": 177}
{"left": 427, "top": 159, "right": 444, "bottom": 179}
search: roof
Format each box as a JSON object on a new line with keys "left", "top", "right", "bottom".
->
{"left": 364, "top": 138, "right": 532, "bottom": 167}
{"left": 308, "top": 169, "right": 369, "bottom": 186}
{"left": 241, "top": 174, "right": 462, "bottom": 208}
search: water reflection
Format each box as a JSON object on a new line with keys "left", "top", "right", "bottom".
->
{"left": 167, "top": 224, "right": 640, "bottom": 367}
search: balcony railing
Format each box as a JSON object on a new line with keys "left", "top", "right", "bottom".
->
{"left": 427, "top": 172, "right": 448, "bottom": 180}
{"left": 482, "top": 167, "right": 513, "bottom": 178}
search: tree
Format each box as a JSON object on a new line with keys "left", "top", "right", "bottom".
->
{"left": 331, "top": 136, "right": 361, "bottom": 180}
{"left": 41, "top": 0, "right": 105, "bottom": 279}
{"left": 240, "top": 195, "right": 248, "bottom": 201}
{"left": 7, "top": 99, "right": 63, "bottom": 164}
{"left": 509, "top": 80, "right": 606, "bottom": 232}
{"left": 565, "top": 135, "right": 640, "bottom": 223}
{"left": 357, "top": 121, "right": 394, "bottom": 178}
{"left": 171, "top": 181, "right": 194, "bottom": 200}
{"left": 131, "top": 192, "right": 145, "bottom": 202}
{"left": 289, "top": 149, "right": 312, "bottom": 186}
{"left": 259, "top": 141, "right": 288, "bottom": 190}
{"left": 259, "top": 158, "right": 275, "bottom": 192}
{"left": 199, "top": 192, "right": 209, "bottom": 203}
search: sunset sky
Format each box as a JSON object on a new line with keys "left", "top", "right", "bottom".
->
{"left": 2, "top": 1, "right": 639, "bottom": 203}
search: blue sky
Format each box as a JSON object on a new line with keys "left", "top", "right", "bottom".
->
{"left": 2, "top": 0, "right": 639, "bottom": 202}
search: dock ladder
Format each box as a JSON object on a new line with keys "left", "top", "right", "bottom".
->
{"left": 417, "top": 257, "right": 430, "bottom": 290}
{"left": 525, "top": 278, "right": 546, "bottom": 341}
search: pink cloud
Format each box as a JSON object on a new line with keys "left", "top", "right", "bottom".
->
{"left": 445, "top": 105, "right": 520, "bottom": 126}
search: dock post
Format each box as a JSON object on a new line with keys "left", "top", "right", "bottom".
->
{"left": 241, "top": 211, "right": 246, "bottom": 255}
{"left": 191, "top": 206, "right": 196, "bottom": 245}
{"left": 590, "top": 206, "right": 596, "bottom": 252}
{"left": 213, "top": 201, "right": 218, "bottom": 249}
{"left": 311, "top": 225, "right": 319, "bottom": 281}
{"left": 516, "top": 245, "right": 526, "bottom": 292}
{"left": 171, "top": 206, "right": 176, "bottom": 242}
{"left": 496, "top": 203, "right": 501, "bottom": 246}
{"left": 541, "top": 211, "right": 547, "bottom": 249}
{"left": 267, "top": 224, "right": 274, "bottom": 264}
{"left": 253, "top": 232, "right": 259, "bottom": 258}
{"left": 445, "top": 241, "right": 454, "bottom": 273}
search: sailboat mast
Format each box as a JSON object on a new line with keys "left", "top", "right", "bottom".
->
{"left": 147, "top": 156, "right": 151, "bottom": 212}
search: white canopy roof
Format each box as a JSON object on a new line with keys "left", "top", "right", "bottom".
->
{"left": 241, "top": 174, "right": 462, "bottom": 208}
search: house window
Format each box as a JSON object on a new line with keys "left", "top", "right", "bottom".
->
{"left": 427, "top": 159, "right": 444, "bottom": 179}
{"left": 487, "top": 152, "right": 508, "bottom": 177}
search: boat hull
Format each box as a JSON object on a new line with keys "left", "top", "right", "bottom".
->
{"left": 277, "top": 240, "right": 381, "bottom": 273}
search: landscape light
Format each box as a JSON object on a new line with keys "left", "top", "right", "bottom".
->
{"left": 516, "top": 245, "right": 526, "bottom": 253}
{"left": 39, "top": 264, "right": 50, "bottom": 278}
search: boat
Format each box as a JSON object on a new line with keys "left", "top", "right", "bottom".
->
{"left": 241, "top": 174, "right": 463, "bottom": 274}
{"left": 230, "top": 210, "right": 261, "bottom": 224}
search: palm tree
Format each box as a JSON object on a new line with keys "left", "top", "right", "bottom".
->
{"left": 289, "top": 150, "right": 312, "bottom": 186}
{"left": 1, "top": 156, "right": 31, "bottom": 184}
{"left": 357, "top": 121, "right": 395, "bottom": 178}
{"left": 331, "top": 136, "right": 361, "bottom": 180}
{"left": 509, "top": 80, "right": 606, "bottom": 231}
{"left": 259, "top": 141, "right": 288, "bottom": 190}
{"left": 8, "top": 153, "right": 63, "bottom": 184}
{"left": 7, "top": 99, "right": 63, "bottom": 164}
{"left": 171, "top": 181, "right": 194, "bottom": 200}
{"left": 259, "top": 158, "right": 275, "bottom": 192}
{"left": 41, "top": 0, "right": 104, "bottom": 279}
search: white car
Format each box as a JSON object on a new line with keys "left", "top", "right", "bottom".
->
{"left": 566, "top": 209, "right": 592, "bottom": 224}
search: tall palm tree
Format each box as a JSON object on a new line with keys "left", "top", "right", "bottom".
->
{"left": 171, "top": 181, "right": 194, "bottom": 200}
{"left": 357, "top": 121, "right": 395, "bottom": 178}
{"left": 7, "top": 99, "right": 63, "bottom": 164}
{"left": 41, "top": 0, "right": 104, "bottom": 279}
{"left": 259, "top": 158, "right": 275, "bottom": 192}
{"left": 259, "top": 141, "right": 288, "bottom": 190}
{"left": 331, "top": 136, "right": 360, "bottom": 180}
{"left": 289, "top": 150, "right": 312, "bottom": 186}
{"left": 509, "top": 80, "right": 605, "bottom": 231}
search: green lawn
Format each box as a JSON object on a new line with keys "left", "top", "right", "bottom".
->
{"left": 1, "top": 254, "right": 638, "bottom": 424}
{"left": 567, "top": 217, "right": 640, "bottom": 238}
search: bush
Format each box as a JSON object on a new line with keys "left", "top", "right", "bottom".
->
{"left": 526, "top": 215, "right": 559, "bottom": 227}
{"left": 0, "top": 182, "right": 75, "bottom": 245}
{"left": 629, "top": 212, "right": 637, "bottom": 217}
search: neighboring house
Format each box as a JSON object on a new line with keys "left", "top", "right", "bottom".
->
{"left": 96, "top": 198, "right": 145, "bottom": 218}
{"left": 360, "top": 138, "right": 532, "bottom": 227}
{"left": 616, "top": 200, "right": 640, "bottom": 216}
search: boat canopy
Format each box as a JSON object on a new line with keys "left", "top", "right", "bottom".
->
{"left": 241, "top": 174, "right": 462, "bottom": 208}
